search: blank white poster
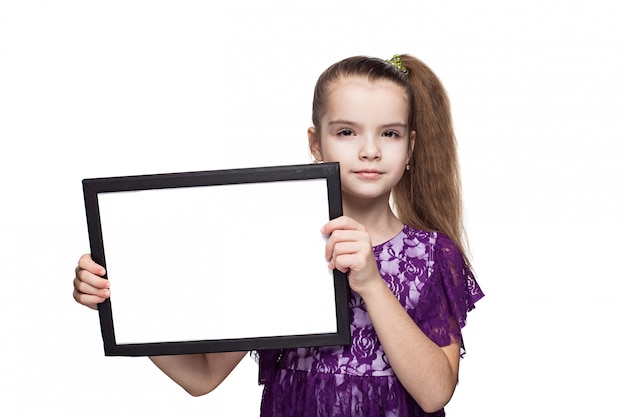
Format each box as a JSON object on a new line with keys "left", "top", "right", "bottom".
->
{"left": 97, "top": 179, "right": 337, "bottom": 345}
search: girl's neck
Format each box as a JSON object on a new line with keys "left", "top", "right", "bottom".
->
{"left": 342, "top": 194, "right": 404, "bottom": 246}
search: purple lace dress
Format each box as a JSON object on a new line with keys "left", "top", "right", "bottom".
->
{"left": 258, "top": 225, "right": 484, "bottom": 417}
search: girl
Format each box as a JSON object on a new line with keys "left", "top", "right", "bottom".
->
{"left": 73, "top": 54, "right": 484, "bottom": 416}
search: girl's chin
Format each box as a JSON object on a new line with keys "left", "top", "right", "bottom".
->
{"left": 341, "top": 188, "right": 392, "bottom": 203}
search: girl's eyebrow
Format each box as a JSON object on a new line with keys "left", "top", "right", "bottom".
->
{"left": 380, "top": 123, "right": 408, "bottom": 129}
{"left": 327, "top": 119, "right": 360, "bottom": 127}
{"left": 327, "top": 120, "right": 408, "bottom": 129}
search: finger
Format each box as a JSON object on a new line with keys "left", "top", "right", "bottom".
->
{"left": 329, "top": 241, "right": 367, "bottom": 271}
{"left": 331, "top": 253, "right": 360, "bottom": 274}
{"left": 77, "top": 253, "right": 106, "bottom": 276}
{"left": 75, "top": 267, "right": 110, "bottom": 290}
{"left": 73, "top": 274, "right": 110, "bottom": 308}
{"left": 73, "top": 288, "right": 106, "bottom": 310}
{"left": 74, "top": 275, "right": 110, "bottom": 297}
{"left": 321, "top": 216, "right": 365, "bottom": 235}
{"left": 325, "top": 229, "right": 366, "bottom": 261}
{"left": 327, "top": 240, "right": 359, "bottom": 271}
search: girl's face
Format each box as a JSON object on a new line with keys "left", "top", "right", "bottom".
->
{"left": 309, "top": 76, "right": 415, "bottom": 204}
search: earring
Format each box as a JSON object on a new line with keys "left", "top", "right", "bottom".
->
{"left": 406, "top": 164, "right": 410, "bottom": 171}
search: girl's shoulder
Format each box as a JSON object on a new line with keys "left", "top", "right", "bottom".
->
{"left": 374, "top": 225, "right": 465, "bottom": 270}
{"left": 374, "top": 224, "right": 435, "bottom": 253}
{"left": 405, "top": 226, "right": 484, "bottom": 352}
{"left": 392, "top": 224, "right": 458, "bottom": 258}
{"left": 400, "top": 225, "right": 463, "bottom": 263}
{"left": 417, "top": 227, "right": 482, "bottom": 300}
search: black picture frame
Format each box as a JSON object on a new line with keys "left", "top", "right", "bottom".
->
{"left": 83, "top": 163, "right": 349, "bottom": 356}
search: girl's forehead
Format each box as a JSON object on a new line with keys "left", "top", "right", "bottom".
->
{"left": 329, "top": 75, "right": 403, "bottom": 92}
{"left": 324, "top": 76, "right": 410, "bottom": 118}
{"left": 325, "top": 76, "right": 408, "bottom": 104}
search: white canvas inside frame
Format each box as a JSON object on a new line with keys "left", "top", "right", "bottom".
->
{"left": 97, "top": 179, "right": 337, "bottom": 345}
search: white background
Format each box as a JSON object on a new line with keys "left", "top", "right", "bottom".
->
{"left": 1, "top": 1, "right": 624, "bottom": 415}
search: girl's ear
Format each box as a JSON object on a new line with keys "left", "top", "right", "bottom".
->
{"left": 308, "top": 127, "right": 323, "bottom": 161}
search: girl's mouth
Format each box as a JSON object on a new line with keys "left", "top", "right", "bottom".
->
{"left": 354, "top": 170, "right": 382, "bottom": 179}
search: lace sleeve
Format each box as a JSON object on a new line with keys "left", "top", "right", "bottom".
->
{"left": 415, "top": 233, "right": 484, "bottom": 355}
{"left": 256, "top": 349, "right": 282, "bottom": 385}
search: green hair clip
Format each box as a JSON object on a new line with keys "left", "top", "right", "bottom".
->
{"left": 387, "top": 54, "right": 409, "bottom": 75}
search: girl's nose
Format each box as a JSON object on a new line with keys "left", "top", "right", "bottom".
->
{"left": 358, "top": 136, "right": 381, "bottom": 160}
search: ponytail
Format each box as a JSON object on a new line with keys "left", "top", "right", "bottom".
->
{"left": 391, "top": 55, "right": 469, "bottom": 261}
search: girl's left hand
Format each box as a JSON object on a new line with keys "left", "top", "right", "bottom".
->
{"left": 321, "top": 216, "right": 381, "bottom": 294}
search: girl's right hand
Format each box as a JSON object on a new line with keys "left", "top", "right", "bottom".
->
{"left": 73, "top": 254, "right": 110, "bottom": 310}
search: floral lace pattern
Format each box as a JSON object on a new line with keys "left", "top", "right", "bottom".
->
{"left": 259, "top": 225, "right": 484, "bottom": 417}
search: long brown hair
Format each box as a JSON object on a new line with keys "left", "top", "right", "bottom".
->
{"left": 311, "top": 55, "right": 468, "bottom": 261}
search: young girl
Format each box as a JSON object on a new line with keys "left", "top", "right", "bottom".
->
{"left": 73, "top": 54, "right": 484, "bottom": 416}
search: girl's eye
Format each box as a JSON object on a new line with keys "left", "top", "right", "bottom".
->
{"left": 338, "top": 129, "right": 354, "bottom": 136}
{"left": 382, "top": 130, "right": 400, "bottom": 138}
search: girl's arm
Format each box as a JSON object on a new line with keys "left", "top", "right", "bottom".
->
{"left": 357, "top": 281, "right": 459, "bottom": 412}
{"left": 323, "top": 217, "right": 459, "bottom": 413}
{"left": 149, "top": 351, "right": 247, "bottom": 397}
